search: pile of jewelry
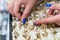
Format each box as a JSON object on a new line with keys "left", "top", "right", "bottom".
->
{"left": 12, "top": 0, "right": 60, "bottom": 40}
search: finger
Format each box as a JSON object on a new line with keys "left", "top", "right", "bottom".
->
{"left": 13, "top": 0, "right": 22, "bottom": 19}
{"left": 47, "top": 8, "right": 54, "bottom": 16}
{"left": 48, "top": 5, "right": 56, "bottom": 16}
{"left": 48, "top": 4, "right": 60, "bottom": 16}
{"left": 48, "top": 9, "right": 60, "bottom": 16}
{"left": 34, "top": 14, "right": 60, "bottom": 25}
{"left": 21, "top": 1, "right": 36, "bottom": 20}
{"left": 49, "top": 4, "right": 60, "bottom": 11}
{"left": 56, "top": 23, "right": 60, "bottom": 26}
{"left": 7, "top": 6, "right": 14, "bottom": 16}
{"left": 7, "top": 0, "right": 15, "bottom": 16}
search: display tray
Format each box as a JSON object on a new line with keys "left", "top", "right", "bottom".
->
{"left": 12, "top": 0, "right": 60, "bottom": 40}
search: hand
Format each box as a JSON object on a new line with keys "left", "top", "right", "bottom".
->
{"left": 34, "top": 4, "right": 60, "bottom": 26}
{"left": 8, "top": 0, "right": 37, "bottom": 20}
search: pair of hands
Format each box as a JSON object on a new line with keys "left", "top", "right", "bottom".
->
{"left": 8, "top": 0, "right": 60, "bottom": 26}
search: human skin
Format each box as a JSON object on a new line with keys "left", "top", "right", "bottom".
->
{"left": 8, "top": 0, "right": 60, "bottom": 26}
{"left": 34, "top": 4, "right": 60, "bottom": 26}
{"left": 7, "top": 0, "right": 37, "bottom": 21}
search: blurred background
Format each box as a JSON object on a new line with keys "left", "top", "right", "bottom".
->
{"left": 0, "top": 0, "right": 10, "bottom": 40}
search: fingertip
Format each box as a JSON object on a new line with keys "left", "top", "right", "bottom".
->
{"left": 22, "top": 18, "right": 27, "bottom": 24}
{"left": 33, "top": 23, "right": 37, "bottom": 26}
{"left": 21, "top": 13, "right": 29, "bottom": 21}
{"left": 34, "top": 20, "right": 42, "bottom": 25}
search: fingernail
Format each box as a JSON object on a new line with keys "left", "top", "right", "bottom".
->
{"left": 33, "top": 22, "right": 37, "bottom": 26}
{"left": 22, "top": 18, "right": 26, "bottom": 24}
{"left": 45, "top": 3, "right": 52, "bottom": 7}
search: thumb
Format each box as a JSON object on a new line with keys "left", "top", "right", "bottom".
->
{"left": 34, "top": 14, "right": 60, "bottom": 25}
